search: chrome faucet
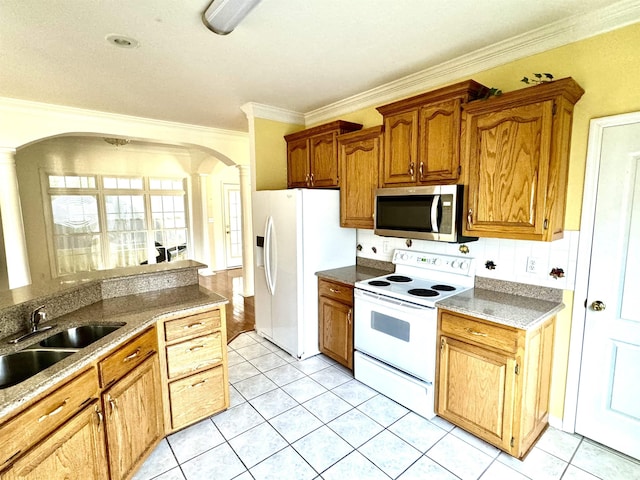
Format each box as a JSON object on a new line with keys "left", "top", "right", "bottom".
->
{"left": 30, "top": 305, "right": 46, "bottom": 333}
{"left": 7, "top": 305, "right": 54, "bottom": 344}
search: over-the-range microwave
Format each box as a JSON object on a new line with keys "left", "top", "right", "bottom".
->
{"left": 374, "top": 184, "right": 477, "bottom": 243}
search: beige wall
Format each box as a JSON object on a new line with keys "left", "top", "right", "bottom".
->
{"left": 251, "top": 22, "right": 640, "bottom": 421}
{"left": 254, "top": 117, "right": 304, "bottom": 190}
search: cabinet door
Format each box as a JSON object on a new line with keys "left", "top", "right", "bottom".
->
{"left": 319, "top": 296, "right": 353, "bottom": 369}
{"left": 381, "top": 110, "right": 418, "bottom": 186}
{"left": 309, "top": 132, "right": 339, "bottom": 187}
{"left": 465, "top": 100, "right": 554, "bottom": 240}
{"left": 103, "top": 355, "right": 164, "bottom": 480}
{"left": 418, "top": 99, "right": 461, "bottom": 183}
{"left": 339, "top": 129, "right": 381, "bottom": 228}
{"left": 4, "top": 402, "right": 108, "bottom": 480}
{"left": 287, "top": 137, "right": 310, "bottom": 188}
{"left": 437, "top": 336, "right": 516, "bottom": 452}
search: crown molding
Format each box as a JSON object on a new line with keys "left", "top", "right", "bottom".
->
{"left": 241, "top": 102, "right": 304, "bottom": 125}
{"left": 0, "top": 97, "right": 248, "bottom": 140}
{"left": 304, "top": 0, "right": 640, "bottom": 126}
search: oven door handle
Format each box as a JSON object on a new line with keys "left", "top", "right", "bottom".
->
{"left": 354, "top": 289, "right": 433, "bottom": 310}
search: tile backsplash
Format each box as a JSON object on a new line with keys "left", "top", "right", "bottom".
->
{"left": 355, "top": 229, "right": 579, "bottom": 291}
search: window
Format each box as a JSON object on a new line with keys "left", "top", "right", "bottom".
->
{"left": 46, "top": 175, "right": 189, "bottom": 276}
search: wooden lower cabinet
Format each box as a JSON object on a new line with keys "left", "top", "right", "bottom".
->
{"left": 318, "top": 278, "right": 354, "bottom": 369}
{"left": 0, "top": 310, "right": 226, "bottom": 479}
{"left": 436, "top": 309, "right": 555, "bottom": 458}
{"left": 157, "top": 305, "right": 229, "bottom": 433}
{"left": 4, "top": 401, "right": 109, "bottom": 480}
{"left": 103, "top": 354, "right": 164, "bottom": 480}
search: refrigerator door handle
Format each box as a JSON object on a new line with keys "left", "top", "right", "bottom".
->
{"left": 264, "top": 216, "right": 276, "bottom": 295}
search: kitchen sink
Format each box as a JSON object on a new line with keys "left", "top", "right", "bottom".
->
{"left": 39, "top": 323, "right": 125, "bottom": 349}
{"left": 0, "top": 349, "right": 75, "bottom": 389}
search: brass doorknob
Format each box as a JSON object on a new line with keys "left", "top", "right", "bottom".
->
{"left": 591, "top": 300, "right": 606, "bottom": 311}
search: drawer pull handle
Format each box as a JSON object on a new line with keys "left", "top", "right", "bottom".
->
{"left": 188, "top": 345, "right": 205, "bottom": 352}
{"left": 329, "top": 288, "right": 340, "bottom": 294}
{"left": 123, "top": 348, "right": 141, "bottom": 362}
{"left": 38, "top": 398, "right": 69, "bottom": 422}
{"left": 183, "top": 322, "right": 204, "bottom": 329}
{"left": 465, "top": 328, "right": 488, "bottom": 337}
{"left": 191, "top": 380, "right": 207, "bottom": 388}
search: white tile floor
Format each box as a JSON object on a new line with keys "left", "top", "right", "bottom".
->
{"left": 134, "top": 332, "right": 640, "bottom": 480}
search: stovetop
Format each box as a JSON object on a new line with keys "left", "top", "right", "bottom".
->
{"left": 354, "top": 249, "right": 475, "bottom": 307}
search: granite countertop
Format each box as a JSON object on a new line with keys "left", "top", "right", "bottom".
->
{"left": 436, "top": 287, "right": 564, "bottom": 330}
{"left": 315, "top": 265, "right": 391, "bottom": 286}
{"left": 0, "top": 284, "right": 227, "bottom": 420}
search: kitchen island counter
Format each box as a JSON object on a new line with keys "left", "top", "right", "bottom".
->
{"left": 0, "top": 263, "right": 227, "bottom": 421}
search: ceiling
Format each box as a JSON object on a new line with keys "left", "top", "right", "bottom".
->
{"left": 0, "top": 0, "right": 635, "bottom": 132}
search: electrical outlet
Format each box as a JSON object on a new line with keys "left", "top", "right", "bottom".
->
{"left": 383, "top": 241, "right": 390, "bottom": 253}
{"left": 526, "top": 256, "right": 541, "bottom": 274}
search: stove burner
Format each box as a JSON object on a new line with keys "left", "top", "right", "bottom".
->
{"left": 386, "top": 275, "right": 412, "bottom": 283}
{"left": 431, "top": 284, "right": 456, "bottom": 292}
{"left": 408, "top": 288, "right": 439, "bottom": 297}
{"left": 368, "top": 280, "right": 391, "bottom": 287}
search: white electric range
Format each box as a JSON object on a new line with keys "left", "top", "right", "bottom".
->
{"left": 353, "top": 249, "right": 475, "bottom": 419}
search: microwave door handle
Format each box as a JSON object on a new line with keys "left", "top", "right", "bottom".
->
{"left": 431, "top": 195, "right": 440, "bottom": 233}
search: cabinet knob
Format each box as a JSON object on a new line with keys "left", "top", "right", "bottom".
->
{"left": 419, "top": 162, "right": 424, "bottom": 179}
{"left": 408, "top": 162, "right": 415, "bottom": 178}
{"left": 310, "top": 173, "right": 315, "bottom": 186}
{"left": 467, "top": 208, "right": 473, "bottom": 228}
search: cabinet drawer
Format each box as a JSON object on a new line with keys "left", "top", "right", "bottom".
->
{"left": 169, "top": 366, "right": 225, "bottom": 430}
{"left": 318, "top": 279, "right": 353, "bottom": 305}
{"left": 164, "top": 309, "right": 221, "bottom": 343}
{"left": 440, "top": 311, "right": 518, "bottom": 353}
{"left": 0, "top": 367, "right": 99, "bottom": 469}
{"left": 166, "top": 333, "right": 223, "bottom": 379}
{"left": 99, "top": 327, "right": 157, "bottom": 388}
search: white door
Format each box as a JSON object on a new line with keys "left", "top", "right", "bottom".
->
{"left": 223, "top": 184, "right": 242, "bottom": 268}
{"left": 575, "top": 120, "right": 640, "bottom": 460}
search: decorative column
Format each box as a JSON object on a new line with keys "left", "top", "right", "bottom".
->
{"left": 237, "top": 165, "right": 254, "bottom": 296}
{"left": 0, "top": 148, "right": 32, "bottom": 289}
{"left": 190, "top": 173, "right": 212, "bottom": 273}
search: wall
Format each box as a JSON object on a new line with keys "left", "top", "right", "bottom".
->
{"left": 251, "top": 23, "right": 640, "bottom": 422}
{"left": 254, "top": 117, "right": 303, "bottom": 190}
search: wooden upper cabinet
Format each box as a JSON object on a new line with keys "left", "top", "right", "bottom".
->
{"left": 285, "top": 120, "right": 362, "bottom": 189}
{"left": 462, "top": 77, "right": 584, "bottom": 241}
{"left": 338, "top": 126, "right": 382, "bottom": 229}
{"left": 377, "top": 80, "right": 489, "bottom": 187}
{"left": 380, "top": 110, "right": 418, "bottom": 186}
{"left": 287, "top": 137, "right": 310, "bottom": 188}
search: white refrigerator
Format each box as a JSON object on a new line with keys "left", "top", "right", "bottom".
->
{"left": 252, "top": 189, "right": 356, "bottom": 359}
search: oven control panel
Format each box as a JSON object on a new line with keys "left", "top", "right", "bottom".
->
{"left": 392, "top": 249, "right": 474, "bottom": 276}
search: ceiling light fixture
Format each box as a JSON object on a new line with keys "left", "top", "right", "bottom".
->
{"left": 106, "top": 34, "right": 140, "bottom": 49}
{"left": 103, "top": 137, "right": 130, "bottom": 147}
{"left": 202, "top": 0, "right": 262, "bottom": 35}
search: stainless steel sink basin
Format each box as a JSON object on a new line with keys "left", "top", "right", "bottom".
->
{"left": 0, "top": 349, "right": 75, "bottom": 389}
{"left": 39, "top": 323, "right": 125, "bottom": 349}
